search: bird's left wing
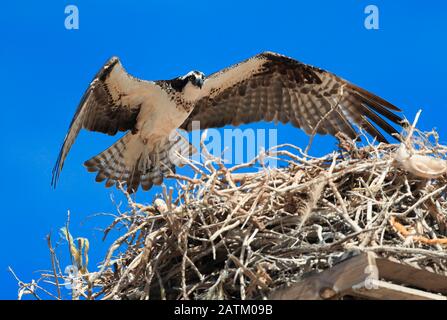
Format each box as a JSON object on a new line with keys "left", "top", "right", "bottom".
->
{"left": 52, "top": 57, "right": 158, "bottom": 186}
{"left": 181, "top": 52, "right": 404, "bottom": 142}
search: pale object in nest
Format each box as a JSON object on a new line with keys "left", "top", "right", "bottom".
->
{"left": 394, "top": 144, "right": 447, "bottom": 179}
{"left": 154, "top": 198, "right": 169, "bottom": 213}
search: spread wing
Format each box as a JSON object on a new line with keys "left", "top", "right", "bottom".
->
{"left": 181, "top": 52, "right": 404, "bottom": 142}
{"left": 52, "top": 57, "right": 157, "bottom": 186}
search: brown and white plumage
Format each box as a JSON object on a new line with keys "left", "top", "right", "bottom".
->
{"left": 53, "top": 51, "right": 405, "bottom": 193}
{"left": 182, "top": 52, "right": 403, "bottom": 142}
{"left": 52, "top": 57, "right": 196, "bottom": 192}
{"left": 53, "top": 58, "right": 153, "bottom": 184}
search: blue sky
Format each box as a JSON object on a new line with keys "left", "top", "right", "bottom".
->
{"left": 1, "top": 1, "right": 446, "bottom": 299}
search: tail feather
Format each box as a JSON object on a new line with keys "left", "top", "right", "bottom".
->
{"left": 84, "top": 132, "right": 194, "bottom": 193}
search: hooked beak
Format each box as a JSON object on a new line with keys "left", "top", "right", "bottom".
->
{"left": 195, "top": 78, "right": 204, "bottom": 89}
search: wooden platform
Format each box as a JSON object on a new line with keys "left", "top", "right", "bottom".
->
{"left": 269, "top": 252, "right": 447, "bottom": 300}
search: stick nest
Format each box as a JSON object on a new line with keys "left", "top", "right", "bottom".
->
{"left": 16, "top": 123, "right": 447, "bottom": 300}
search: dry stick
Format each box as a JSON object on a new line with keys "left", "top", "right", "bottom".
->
{"left": 8, "top": 267, "right": 41, "bottom": 300}
{"left": 117, "top": 183, "right": 139, "bottom": 214}
{"left": 65, "top": 210, "right": 74, "bottom": 267}
{"left": 9, "top": 267, "right": 64, "bottom": 300}
{"left": 425, "top": 199, "right": 447, "bottom": 235}
{"left": 396, "top": 185, "right": 447, "bottom": 217}
{"left": 63, "top": 210, "right": 81, "bottom": 300}
{"left": 209, "top": 192, "right": 253, "bottom": 241}
{"left": 369, "top": 159, "right": 394, "bottom": 194}
{"left": 46, "top": 233, "right": 62, "bottom": 300}
{"left": 296, "top": 179, "right": 326, "bottom": 235}
{"left": 237, "top": 234, "right": 248, "bottom": 300}
{"left": 389, "top": 216, "right": 447, "bottom": 246}
{"left": 359, "top": 193, "right": 398, "bottom": 248}
{"left": 196, "top": 209, "right": 218, "bottom": 259}
{"left": 92, "top": 221, "right": 149, "bottom": 284}
{"left": 305, "top": 84, "right": 346, "bottom": 154}
{"left": 143, "top": 250, "right": 164, "bottom": 300}
{"left": 271, "top": 160, "right": 390, "bottom": 194}
{"left": 161, "top": 240, "right": 227, "bottom": 284}
{"left": 102, "top": 212, "right": 139, "bottom": 241}
{"left": 177, "top": 156, "right": 209, "bottom": 178}
{"left": 228, "top": 254, "right": 269, "bottom": 290}
{"left": 417, "top": 210, "right": 444, "bottom": 250}
{"left": 241, "top": 190, "right": 265, "bottom": 229}
{"left": 166, "top": 173, "right": 201, "bottom": 185}
{"left": 236, "top": 228, "right": 259, "bottom": 299}
{"left": 270, "top": 149, "right": 328, "bottom": 169}
{"left": 295, "top": 153, "right": 338, "bottom": 235}
{"left": 156, "top": 271, "right": 167, "bottom": 300}
{"left": 404, "top": 110, "right": 422, "bottom": 149}
{"left": 104, "top": 226, "right": 168, "bottom": 300}
{"left": 181, "top": 243, "right": 188, "bottom": 300}
{"left": 357, "top": 245, "right": 447, "bottom": 259}
{"left": 328, "top": 181, "right": 363, "bottom": 233}
{"left": 210, "top": 220, "right": 241, "bottom": 242}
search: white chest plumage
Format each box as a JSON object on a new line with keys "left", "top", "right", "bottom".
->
{"left": 135, "top": 85, "right": 198, "bottom": 143}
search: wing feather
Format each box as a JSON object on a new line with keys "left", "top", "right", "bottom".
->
{"left": 52, "top": 57, "right": 157, "bottom": 186}
{"left": 181, "top": 52, "right": 405, "bottom": 143}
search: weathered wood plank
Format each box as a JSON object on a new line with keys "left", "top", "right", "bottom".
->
{"left": 375, "top": 258, "right": 447, "bottom": 295}
{"left": 270, "top": 252, "right": 377, "bottom": 300}
{"left": 351, "top": 280, "right": 447, "bottom": 300}
{"left": 269, "top": 252, "right": 447, "bottom": 300}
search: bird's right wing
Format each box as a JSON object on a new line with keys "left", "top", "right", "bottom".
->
{"left": 52, "top": 57, "right": 158, "bottom": 186}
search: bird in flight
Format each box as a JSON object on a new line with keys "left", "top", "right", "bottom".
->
{"left": 52, "top": 52, "right": 404, "bottom": 193}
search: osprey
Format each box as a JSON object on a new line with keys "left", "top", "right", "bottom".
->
{"left": 52, "top": 52, "right": 404, "bottom": 192}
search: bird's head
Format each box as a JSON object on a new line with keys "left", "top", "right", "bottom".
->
{"left": 168, "top": 71, "right": 206, "bottom": 99}
{"left": 181, "top": 70, "right": 205, "bottom": 89}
